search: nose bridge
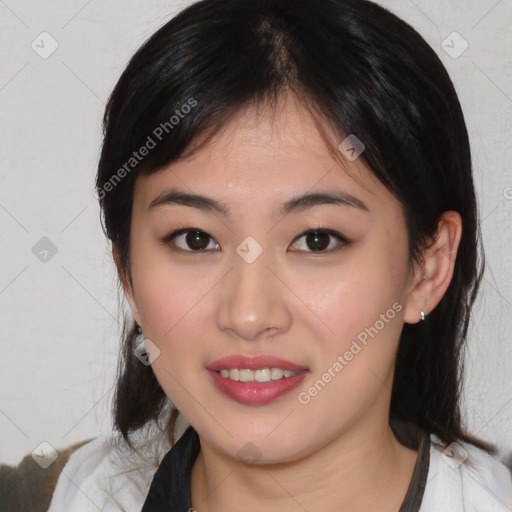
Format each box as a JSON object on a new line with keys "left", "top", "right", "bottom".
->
{"left": 216, "top": 236, "right": 291, "bottom": 340}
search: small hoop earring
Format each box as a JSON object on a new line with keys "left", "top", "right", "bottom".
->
{"left": 420, "top": 310, "right": 426, "bottom": 321}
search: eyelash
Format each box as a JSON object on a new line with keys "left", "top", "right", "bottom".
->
{"left": 160, "top": 226, "right": 350, "bottom": 255}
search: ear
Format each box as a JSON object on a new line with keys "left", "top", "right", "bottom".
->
{"left": 112, "top": 242, "right": 142, "bottom": 326}
{"left": 403, "top": 211, "right": 462, "bottom": 324}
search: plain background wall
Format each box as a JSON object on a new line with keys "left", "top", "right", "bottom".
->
{"left": 1, "top": 0, "right": 511, "bottom": 467}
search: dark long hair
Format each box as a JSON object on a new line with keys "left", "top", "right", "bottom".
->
{"left": 96, "top": 0, "right": 495, "bottom": 453}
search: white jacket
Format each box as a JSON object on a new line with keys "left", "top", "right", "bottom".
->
{"left": 48, "top": 414, "right": 512, "bottom": 512}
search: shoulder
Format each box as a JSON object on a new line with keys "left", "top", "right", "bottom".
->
{"left": 47, "top": 415, "right": 179, "bottom": 512}
{"left": 47, "top": 435, "right": 115, "bottom": 511}
{"left": 420, "top": 434, "right": 512, "bottom": 511}
{"left": 47, "top": 433, "right": 159, "bottom": 512}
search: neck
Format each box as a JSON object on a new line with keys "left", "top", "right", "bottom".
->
{"left": 190, "top": 410, "right": 419, "bottom": 512}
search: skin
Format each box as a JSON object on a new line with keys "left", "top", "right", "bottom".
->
{"left": 115, "top": 92, "right": 462, "bottom": 511}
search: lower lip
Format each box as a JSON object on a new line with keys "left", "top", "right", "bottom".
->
{"left": 208, "top": 370, "right": 308, "bottom": 405}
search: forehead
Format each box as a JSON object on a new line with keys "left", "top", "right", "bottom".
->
{"left": 134, "top": 93, "right": 394, "bottom": 217}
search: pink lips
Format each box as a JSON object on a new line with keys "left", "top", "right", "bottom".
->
{"left": 207, "top": 354, "right": 309, "bottom": 405}
{"left": 208, "top": 354, "right": 307, "bottom": 372}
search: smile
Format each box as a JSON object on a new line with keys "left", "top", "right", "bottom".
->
{"left": 218, "top": 368, "right": 300, "bottom": 382}
{"left": 207, "top": 354, "right": 309, "bottom": 405}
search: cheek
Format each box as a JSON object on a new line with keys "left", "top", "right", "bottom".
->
{"left": 306, "top": 238, "right": 409, "bottom": 352}
{"left": 136, "top": 267, "right": 211, "bottom": 415}
{"left": 293, "top": 254, "right": 407, "bottom": 437}
{"left": 130, "top": 231, "right": 209, "bottom": 341}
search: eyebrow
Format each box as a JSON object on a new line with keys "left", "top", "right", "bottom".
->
{"left": 147, "top": 188, "right": 369, "bottom": 217}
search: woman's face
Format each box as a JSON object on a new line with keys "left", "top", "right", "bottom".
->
{"left": 124, "top": 93, "right": 420, "bottom": 463}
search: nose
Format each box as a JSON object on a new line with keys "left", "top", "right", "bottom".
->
{"left": 216, "top": 247, "right": 292, "bottom": 342}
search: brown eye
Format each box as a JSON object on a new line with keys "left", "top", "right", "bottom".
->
{"left": 163, "top": 228, "right": 220, "bottom": 252}
{"left": 185, "top": 230, "right": 211, "bottom": 250}
{"left": 162, "top": 227, "right": 348, "bottom": 254}
{"left": 290, "top": 229, "right": 348, "bottom": 253}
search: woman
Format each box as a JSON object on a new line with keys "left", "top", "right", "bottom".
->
{"left": 48, "top": 0, "right": 512, "bottom": 510}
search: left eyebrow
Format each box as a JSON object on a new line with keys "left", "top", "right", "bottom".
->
{"left": 279, "top": 190, "right": 369, "bottom": 216}
{"left": 147, "top": 188, "right": 369, "bottom": 218}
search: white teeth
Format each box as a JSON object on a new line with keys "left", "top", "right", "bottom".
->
{"left": 218, "top": 367, "right": 299, "bottom": 382}
{"left": 270, "top": 367, "right": 284, "bottom": 380}
{"left": 255, "top": 368, "right": 271, "bottom": 382}
{"left": 239, "top": 369, "right": 253, "bottom": 382}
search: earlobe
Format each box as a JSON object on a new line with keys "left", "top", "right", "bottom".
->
{"left": 403, "top": 211, "right": 462, "bottom": 324}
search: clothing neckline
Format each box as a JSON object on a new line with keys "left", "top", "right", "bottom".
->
{"left": 393, "top": 420, "right": 431, "bottom": 511}
{"left": 141, "top": 421, "right": 430, "bottom": 511}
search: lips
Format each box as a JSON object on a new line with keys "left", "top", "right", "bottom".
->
{"left": 207, "top": 354, "right": 309, "bottom": 405}
{"left": 207, "top": 354, "right": 308, "bottom": 372}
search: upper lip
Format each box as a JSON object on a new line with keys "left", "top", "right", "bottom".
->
{"left": 207, "top": 355, "right": 308, "bottom": 372}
